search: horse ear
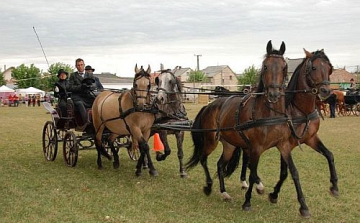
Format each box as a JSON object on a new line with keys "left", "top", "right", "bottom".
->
{"left": 279, "top": 41, "right": 286, "bottom": 55}
{"left": 266, "top": 40, "right": 273, "bottom": 55}
{"left": 146, "top": 65, "right": 151, "bottom": 74}
{"left": 135, "top": 64, "right": 139, "bottom": 74}
{"left": 320, "top": 49, "right": 324, "bottom": 53}
{"left": 303, "top": 48, "right": 312, "bottom": 58}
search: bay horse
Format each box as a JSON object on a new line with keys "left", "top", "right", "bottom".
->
{"left": 186, "top": 40, "right": 287, "bottom": 204}
{"left": 153, "top": 69, "right": 188, "bottom": 178}
{"left": 92, "top": 65, "right": 159, "bottom": 176}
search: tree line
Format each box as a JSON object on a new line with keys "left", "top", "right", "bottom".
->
{"left": 0, "top": 63, "right": 260, "bottom": 91}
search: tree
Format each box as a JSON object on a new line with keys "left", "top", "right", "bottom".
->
{"left": 41, "top": 62, "right": 74, "bottom": 91}
{"left": 12, "top": 64, "right": 41, "bottom": 89}
{"left": 0, "top": 70, "right": 6, "bottom": 86}
{"left": 187, "top": 70, "right": 207, "bottom": 82}
{"left": 237, "top": 65, "right": 259, "bottom": 90}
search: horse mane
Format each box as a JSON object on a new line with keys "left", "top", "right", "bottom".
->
{"left": 256, "top": 50, "right": 285, "bottom": 94}
{"left": 285, "top": 50, "right": 331, "bottom": 107}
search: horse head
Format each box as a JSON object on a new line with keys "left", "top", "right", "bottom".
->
{"left": 133, "top": 64, "right": 151, "bottom": 110}
{"left": 259, "top": 40, "right": 287, "bottom": 103}
{"left": 155, "top": 69, "right": 179, "bottom": 105}
{"left": 302, "top": 49, "right": 333, "bottom": 100}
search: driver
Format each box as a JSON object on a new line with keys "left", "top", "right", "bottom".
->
{"left": 68, "top": 58, "right": 101, "bottom": 126}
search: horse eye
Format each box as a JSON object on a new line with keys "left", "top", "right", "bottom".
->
{"left": 312, "top": 67, "right": 316, "bottom": 70}
{"left": 134, "top": 84, "right": 137, "bottom": 88}
{"left": 264, "top": 65, "right": 267, "bottom": 70}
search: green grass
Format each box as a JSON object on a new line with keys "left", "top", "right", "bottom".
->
{"left": 0, "top": 104, "right": 359, "bottom": 223}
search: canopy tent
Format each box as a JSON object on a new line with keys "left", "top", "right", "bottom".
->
{"left": 0, "top": 85, "right": 15, "bottom": 98}
{"left": 16, "top": 87, "right": 45, "bottom": 97}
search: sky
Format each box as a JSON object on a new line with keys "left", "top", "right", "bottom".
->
{"left": 1, "top": 0, "right": 360, "bottom": 77}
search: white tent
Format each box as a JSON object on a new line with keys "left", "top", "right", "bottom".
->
{"left": 16, "top": 87, "right": 45, "bottom": 97}
{"left": 0, "top": 85, "right": 15, "bottom": 98}
{"left": 0, "top": 85, "right": 15, "bottom": 93}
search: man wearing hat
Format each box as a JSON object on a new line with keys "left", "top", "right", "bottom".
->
{"left": 68, "top": 58, "right": 103, "bottom": 127}
{"left": 54, "top": 69, "right": 69, "bottom": 117}
{"left": 84, "top": 65, "right": 104, "bottom": 90}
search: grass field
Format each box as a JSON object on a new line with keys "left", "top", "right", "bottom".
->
{"left": 0, "top": 104, "right": 359, "bottom": 223}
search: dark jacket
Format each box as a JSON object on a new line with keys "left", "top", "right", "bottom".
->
{"left": 54, "top": 79, "right": 69, "bottom": 100}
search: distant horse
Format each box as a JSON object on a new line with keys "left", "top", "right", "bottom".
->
{"left": 332, "top": 90, "right": 346, "bottom": 115}
{"left": 92, "top": 65, "right": 159, "bottom": 176}
{"left": 186, "top": 40, "right": 287, "bottom": 205}
{"left": 154, "top": 69, "right": 188, "bottom": 178}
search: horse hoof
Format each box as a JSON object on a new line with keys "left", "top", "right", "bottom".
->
{"left": 299, "top": 208, "right": 311, "bottom": 218}
{"left": 241, "top": 186, "right": 248, "bottom": 190}
{"left": 256, "top": 188, "right": 265, "bottom": 195}
{"left": 221, "top": 192, "right": 232, "bottom": 201}
{"left": 180, "top": 172, "right": 188, "bottom": 178}
{"left": 98, "top": 166, "right": 103, "bottom": 170}
{"left": 113, "top": 162, "right": 119, "bottom": 169}
{"left": 156, "top": 154, "right": 165, "bottom": 161}
{"left": 242, "top": 204, "right": 251, "bottom": 212}
{"left": 268, "top": 193, "right": 278, "bottom": 203}
{"left": 203, "top": 186, "right": 212, "bottom": 196}
{"left": 135, "top": 170, "right": 142, "bottom": 177}
{"left": 330, "top": 187, "right": 339, "bottom": 198}
{"left": 149, "top": 170, "right": 158, "bottom": 176}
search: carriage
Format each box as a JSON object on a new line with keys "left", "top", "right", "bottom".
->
{"left": 343, "top": 94, "right": 360, "bottom": 116}
{"left": 41, "top": 95, "right": 139, "bottom": 167}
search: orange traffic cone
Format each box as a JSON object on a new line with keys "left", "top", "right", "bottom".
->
{"left": 152, "top": 133, "right": 164, "bottom": 151}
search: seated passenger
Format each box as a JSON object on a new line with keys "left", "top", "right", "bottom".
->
{"left": 54, "top": 69, "right": 69, "bottom": 117}
{"left": 84, "top": 65, "right": 104, "bottom": 92}
{"left": 68, "top": 58, "right": 103, "bottom": 126}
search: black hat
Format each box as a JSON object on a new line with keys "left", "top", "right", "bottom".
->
{"left": 85, "top": 65, "right": 95, "bottom": 72}
{"left": 350, "top": 78, "right": 354, "bottom": 81}
{"left": 57, "top": 69, "right": 68, "bottom": 77}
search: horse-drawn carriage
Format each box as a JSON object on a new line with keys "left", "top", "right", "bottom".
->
{"left": 41, "top": 91, "right": 139, "bottom": 167}
{"left": 343, "top": 94, "right": 360, "bottom": 116}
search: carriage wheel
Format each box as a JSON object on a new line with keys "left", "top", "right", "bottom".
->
{"left": 42, "top": 121, "right": 58, "bottom": 161}
{"left": 127, "top": 139, "right": 140, "bottom": 161}
{"left": 63, "top": 131, "right": 78, "bottom": 167}
{"left": 353, "top": 103, "right": 360, "bottom": 116}
{"left": 345, "top": 105, "right": 353, "bottom": 116}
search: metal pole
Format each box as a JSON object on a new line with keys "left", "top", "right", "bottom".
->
{"left": 33, "top": 26, "right": 50, "bottom": 68}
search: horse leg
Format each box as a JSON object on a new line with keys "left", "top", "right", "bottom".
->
{"left": 141, "top": 139, "right": 158, "bottom": 176}
{"left": 282, "top": 151, "right": 310, "bottom": 218}
{"left": 94, "top": 125, "right": 106, "bottom": 169}
{"left": 241, "top": 149, "right": 264, "bottom": 194}
{"left": 135, "top": 142, "right": 146, "bottom": 176}
{"left": 269, "top": 155, "right": 288, "bottom": 203}
{"left": 217, "top": 142, "right": 239, "bottom": 201}
{"left": 305, "top": 136, "right": 339, "bottom": 197}
{"left": 175, "top": 130, "right": 187, "bottom": 178}
{"left": 240, "top": 151, "right": 249, "bottom": 189}
{"left": 109, "top": 134, "right": 120, "bottom": 169}
{"left": 242, "top": 152, "right": 260, "bottom": 212}
{"left": 200, "top": 156, "right": 213, "bottom": 196}
{"left": 156, "top": 130, "right": 170, "bottom": 161}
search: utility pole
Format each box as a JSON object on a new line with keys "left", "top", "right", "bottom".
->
{"left": 193, "top": 54, "right": 202, "bottom": 104}
{"left": 194, "top": 54, "right": 202, "bottom": 71}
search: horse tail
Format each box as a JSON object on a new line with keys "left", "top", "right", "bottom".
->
{"left": 223, "top": 147, "right": 241, "bottom": 178}
{"left": 186, "top": 105, "right": 207, "bottom": 170}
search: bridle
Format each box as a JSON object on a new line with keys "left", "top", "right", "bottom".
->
{"left": 303, "top": 54, "right": 332, "bottom": 95}
{"left": 131, "top": 72, "right": 152, "bottom": 110}
{"left": 262, "top": 54, "right": 287, "bottom": 98}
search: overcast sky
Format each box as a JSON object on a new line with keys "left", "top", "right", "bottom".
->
{"left": 1, "top": 0, "right": 359, "bottom": 77}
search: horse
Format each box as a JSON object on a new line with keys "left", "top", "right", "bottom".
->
{"left": 332, "top": 90, "right": 346, "bottom": 115}
{"left": 92, "top": 65, "right": 159, "bottom": 176}
{"left": 186, "top": 40, "right": 287, "bottom": 204}
{"left": 213, "top": 49, "right": 336, "bottom": 217}
{"left": 153, "top": 69, "right": 188, "bottom": 178}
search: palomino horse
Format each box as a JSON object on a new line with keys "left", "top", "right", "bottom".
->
{"left": 186, "top": 40, "right": 287, "bottom": 205}
{"left": 154, "top": 69, "right": 188, "bottom": 178}
{"left": 92, "top": 65, "right": 159, "bottom": 176}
